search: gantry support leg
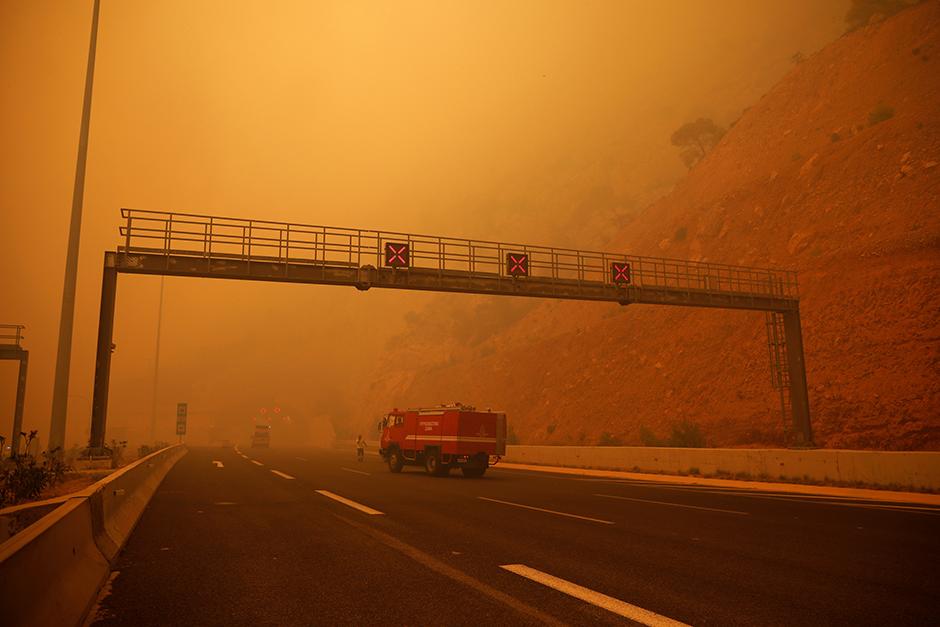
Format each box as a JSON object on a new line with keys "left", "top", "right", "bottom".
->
{"left": 89, "top": 252, "right": 118, "bottom": 452}
{"left": 10, "top": 351, "right": 28, "bottom": 457}
{"left": 783, "top": 308, "right": 813, "bottom": 447}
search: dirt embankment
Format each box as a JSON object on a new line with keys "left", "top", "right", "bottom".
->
{"left": 359, "top": 2, "right": 940, "bottom": 450}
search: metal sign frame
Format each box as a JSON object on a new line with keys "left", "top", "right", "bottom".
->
{"left": 83, "top": 209, "right": 813, "bottom": 453}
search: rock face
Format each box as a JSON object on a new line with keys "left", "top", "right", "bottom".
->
{"left": 359, "top": 2, "right": 940, "bottom": 451}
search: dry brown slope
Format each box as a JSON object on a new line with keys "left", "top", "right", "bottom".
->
{"left": 361, "top": 2, "right": 940, "bottom": 450}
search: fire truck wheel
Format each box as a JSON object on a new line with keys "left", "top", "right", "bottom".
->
{"left": 424, "top": 451, "right": 447, "bottom": 476}
{"left": 388, "top": 449, "right": 404, "bottom": 473}
{"left": 461, "top": 466, "right": 486, "bottom": 478}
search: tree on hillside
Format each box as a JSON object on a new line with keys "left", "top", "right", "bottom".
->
{"left": 670, "top": 118, "right": 725, "bottom": 169}
{"left": 845, "top": 0, "right": 918, "bottom": 31}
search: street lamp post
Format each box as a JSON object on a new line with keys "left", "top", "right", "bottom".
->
{"left": 49, "top": 0, "right": 101, "bottom": 451}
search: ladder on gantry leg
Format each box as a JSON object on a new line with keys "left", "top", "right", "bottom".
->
{"left": 765, "top": 311, "right": 792, "bottom": 445}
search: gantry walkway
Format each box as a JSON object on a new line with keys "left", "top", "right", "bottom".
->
{"left": 87, "top": 209, "right": 812, "bottom": 451}
{"left": 114, "top": 209, "right": 799, "bottom": 311}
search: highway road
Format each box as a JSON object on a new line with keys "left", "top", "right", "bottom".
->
{"left": 89, "top": 446, "right": 939, "bottom": 626}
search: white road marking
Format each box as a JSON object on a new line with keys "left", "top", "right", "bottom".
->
{"left": 749, "top": 496, "right": 940, "bottom": 516}
{"left": 295, "top": 457, "right": 308, "bottom": 461}
{"left": 270, "top": 470, "right": 295, "bottom": 480}
{"left": 585, "top": 482, "right": 940, "bottom": 514}
{"left": 500, "top": 564, "right": 690, "bottom": 626}
{"left": 477, "top": 496, "right": 614, "bottom": 525}
{"left": 341, "top": 467, "right": 371, "bottom": 476}
{"left": 315, "top": 490, "right": 384, "bottom": 515}
{"left": 250, "top": 460, "right": 264, "bottom": 466}
{"left": 214, "top": 502, "right": 237, "bottom": 506}
{"left": 340, "top": 518, "right": 563, "bottom": 626}
{"left": 212, "top": 460, "right": 224, "bottom": 468}
{"left": 594, "top": 493, "right": 749, "bottom": 516}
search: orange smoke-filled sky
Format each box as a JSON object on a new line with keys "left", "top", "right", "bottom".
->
{"left": 0, "top": 1, "right": 847, "bottom": 449}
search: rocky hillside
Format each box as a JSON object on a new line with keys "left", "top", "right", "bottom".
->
{"left": 358, "top": 2, "right": 940, "bottom": 450}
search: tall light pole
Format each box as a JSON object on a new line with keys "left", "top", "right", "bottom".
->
{"left": 49, "top": 0, "right": 101, "bottom": 451}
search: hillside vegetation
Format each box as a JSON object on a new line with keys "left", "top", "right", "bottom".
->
{"left": 359, "top": 2, "right": 940, "bottom": 450}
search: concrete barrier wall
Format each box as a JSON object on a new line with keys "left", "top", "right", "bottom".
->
{"left": 503, "top": 446, "right": 940, "bottom": 490}
{"left": 0, "top": 499, "right": 110, "bottom": 627}
{"left": 88, "top": 445, "right": 187, "bottom": 561}
{"left": 0, "top": 445, "right": 187, "bottom": 627}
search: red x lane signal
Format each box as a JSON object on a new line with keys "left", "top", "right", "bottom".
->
{"left": 384, "top": 242, "right": 410, "bottom": 268}
{"left": 611, "top": 262, "right": 631, "bottom": 285}
{"left": 506, "top": 252, "right": 529, "bottom": 277}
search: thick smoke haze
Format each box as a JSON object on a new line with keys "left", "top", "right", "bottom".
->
{"left": 0, "top": 1, "right": 847, "bottom": 449}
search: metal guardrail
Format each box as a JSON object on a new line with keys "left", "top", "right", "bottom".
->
{"left": 117, "top": 209, "right": 798, "bottom": 301}
{"left": 0, "top": 325, "right": 25, "bottom": 347}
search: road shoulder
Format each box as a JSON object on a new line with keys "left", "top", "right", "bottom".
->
{"left": 496, "top": 463, "right": 940, "bottom": 506}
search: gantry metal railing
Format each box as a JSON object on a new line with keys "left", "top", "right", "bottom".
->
{"left": 117, "top": 209, "right": 798, "bottom": 303}
{"left": 0, "top": 325, "right": 25, "bottom": 347}
{"left": 95, "top": 209, "right": 813, "bottom": 448}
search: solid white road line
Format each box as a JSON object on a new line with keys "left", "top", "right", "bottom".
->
{"left": 737, "top": 495, "right": 940, "bottom": 516}
{"left": 212, "top": 460, "right": 224, "bottom": 468}
{"left": 643, "top": 486, "right": 940, "bottom": 513}
{"left": 500, "top": 564, "right": 690, "bottom": 627}
{"left": 250, "top": 460, "right": 264, "bottom": 466}
{"left": 270, "top": 470, "right": 295, "bottom": 480}
{"left": 594, "top": 493, "right": 749, "bottom": 516}
{"left": 341, "top": 467, "right": 371, "bottom": 476}
{"left": 477, "top": 497, "right": 614, "bottom": 525}
{"left": 315, "top": 490, "right": 384, "bottom": 515}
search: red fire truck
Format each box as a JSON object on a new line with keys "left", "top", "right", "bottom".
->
{"left": 379, "top": 403, "right": 507, "bottom": 477}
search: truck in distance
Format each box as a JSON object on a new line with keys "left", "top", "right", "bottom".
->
{"left": 251, "top": 424, "right": 271, "bottom": 448}
{"left": 379, "top": 403, "right": 507, "bottom": 477}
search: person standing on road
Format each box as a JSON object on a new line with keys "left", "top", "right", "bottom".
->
{"left": 356, "top": 435, "right": 366, "bottom": 462}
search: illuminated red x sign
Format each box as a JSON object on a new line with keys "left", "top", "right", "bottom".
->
{"left": 506, "top": 252, "right": 529, "bottom": 277}
{"left": 384, "top": 242, "right": 410, "bottom": 268}
{"left": 611, "top": 262, "right": 631, "bottom": 285}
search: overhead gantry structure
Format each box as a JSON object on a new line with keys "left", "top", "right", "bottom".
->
{"left": 1, "top": 325, "right": 29, "bottom": 457}
{"left": 86, "top": 209, "right": 812, "bottom": 452}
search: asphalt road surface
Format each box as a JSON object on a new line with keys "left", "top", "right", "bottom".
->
{"left": 89, "top": 446, "right": 940, "bottom": 626}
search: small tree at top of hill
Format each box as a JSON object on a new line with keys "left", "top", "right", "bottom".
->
{"left": 670, "top": 118, "right": 725, "bottom": 169}
{"left": 845, "top": 0, "right": 917, "bottom": 31}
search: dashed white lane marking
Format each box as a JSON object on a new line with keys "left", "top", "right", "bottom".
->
{"left": 270, "top": 470, "right": 295, "bottom": 480}
{"left": 250, "top": 460, "right": 264, "bottom": 466}
{"left": 594, "top": 493, "right": 750, "bottom": 516}
{"left": 212, "top": 460, "right": 224, "bottom": 468}
{"left": 477, "top": 496, "right": 614, "bottom": 525}
{"left": 340, "top": 467, "right": 371, "bottom": 476}
{"left": 315, "top": 490, "right": 384, "bottom": 515}
{"left": 295, "top": 457, "right": 308, "bottom": 461}
{"left": 500, "top": 564, "right": 690, "bottom": 626}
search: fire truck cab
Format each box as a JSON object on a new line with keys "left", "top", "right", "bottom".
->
{"left": 379, "top": 403, "right": 506, "bottom": 477}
